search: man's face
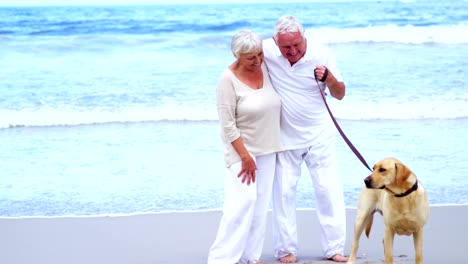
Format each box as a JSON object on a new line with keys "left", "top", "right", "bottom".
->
{"left": 275, "top": 31, "right": 306, "bottom": 65}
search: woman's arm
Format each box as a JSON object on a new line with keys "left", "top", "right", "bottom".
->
{"left": 230, "top": 137, "right": 257, "bottom": 185}
{"left": 217, "top": 72, "right": 257, "bottom": 185}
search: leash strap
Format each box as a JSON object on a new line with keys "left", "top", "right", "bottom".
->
{"left": 315, "top": 69, "right": 373, "bottom": 172}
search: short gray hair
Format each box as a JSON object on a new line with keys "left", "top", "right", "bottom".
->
{"left": 273, "top": 15, "right": 305, "bottom": 41}
{"left": 231, "top": 30, "right": 263, "bottom": 58}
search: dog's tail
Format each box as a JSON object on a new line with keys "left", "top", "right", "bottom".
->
{"left": 365, "top": 214, "right": 374, "bottom": 238}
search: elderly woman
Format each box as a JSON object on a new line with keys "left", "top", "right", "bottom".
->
{"left": 207, "top": 30, "right": 283, "bottom": 264}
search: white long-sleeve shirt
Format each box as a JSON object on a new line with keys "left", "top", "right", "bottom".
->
{"left": 217, "top": 62, "right": 283, "bottom": 167}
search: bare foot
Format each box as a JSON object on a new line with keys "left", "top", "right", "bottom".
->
{"left": 279, "top": 253, "right": 297, "bottom": 263}
{"left": 328, "top": 254, "right": 348, "bottom": 262}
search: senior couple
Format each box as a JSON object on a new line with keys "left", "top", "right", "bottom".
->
{"left": 207, "top": 15, "right": 348, "bottom": 264}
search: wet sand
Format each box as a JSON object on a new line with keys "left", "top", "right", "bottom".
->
{"left": 0, "top": 205, "right": 465, "bottom": 264}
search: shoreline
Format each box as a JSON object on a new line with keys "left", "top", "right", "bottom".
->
{"left": 1, "top": 205, "right": 466, "bottom": 263}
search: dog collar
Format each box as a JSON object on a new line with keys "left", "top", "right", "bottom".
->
{"left": 394, "top": 181, "right": 418, "bottom": 198}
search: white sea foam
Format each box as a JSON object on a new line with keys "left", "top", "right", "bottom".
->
{"left": 307, "top": 24, "right": 468, "bottom": 44}
{"left": 1, "top": 96, "right": 466, "bottom": 129}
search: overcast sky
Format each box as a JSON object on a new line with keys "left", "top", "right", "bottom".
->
{"left": 0, "top": 0, "right": 363, "bottom": 7}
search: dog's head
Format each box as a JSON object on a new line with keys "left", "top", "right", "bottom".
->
{"left": 364, "top": 157, "right": 413, "bottom": 189}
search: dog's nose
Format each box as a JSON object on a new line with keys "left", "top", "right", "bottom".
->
{"left": 364, "top": 177, "right": 372, "bottom": 188}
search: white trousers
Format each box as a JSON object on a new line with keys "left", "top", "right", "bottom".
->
{"left": 272, "top": 137, "right": 346, "bottom": 259}
{"left": 208, "top": 153, "right": 276, "bottom": 264}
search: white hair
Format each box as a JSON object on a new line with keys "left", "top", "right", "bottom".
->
{"left": 273, "top": 15, "right": 305, "bottom": 41}
{"left": 231, "top": 30, "right": 263, "bottom": 58}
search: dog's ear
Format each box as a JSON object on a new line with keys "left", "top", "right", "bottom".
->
{"left": 395, "top": 162, "right": 411, "bottom": 185}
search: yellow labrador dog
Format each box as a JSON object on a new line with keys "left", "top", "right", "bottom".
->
{"left": 347, "top": 158, "right": 429, "bottom": 264}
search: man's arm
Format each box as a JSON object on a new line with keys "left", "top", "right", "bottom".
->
{"left": 315, "top": 65, "right": 346, "bottom": 100}
{"left": 325, "top": 71, "right": 345, "bottom": 100}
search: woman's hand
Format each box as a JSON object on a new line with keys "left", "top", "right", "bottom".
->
{"left": 229, "top": 137, "right": 257, "bottom": 185}
{"left": 238, "top": 156, "right": 257, "bottom": 185}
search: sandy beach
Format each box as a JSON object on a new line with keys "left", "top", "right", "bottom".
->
{"left": 0, "top": 205, "right": 465, "bottom": 264}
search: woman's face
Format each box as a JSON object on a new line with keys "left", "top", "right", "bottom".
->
{"left": 237, "top": 49, "right": 264, "bottom": 70}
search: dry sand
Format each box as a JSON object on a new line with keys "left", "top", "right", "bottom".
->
{"left": 0, "top": 205, "right": 465, "bottom": 264}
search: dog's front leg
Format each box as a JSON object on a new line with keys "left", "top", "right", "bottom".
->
{"left": 413, "top": 230, "right": 424, "bottom": 264}
{"left": 383, "top": 227, "right": 395, "bottom": 264}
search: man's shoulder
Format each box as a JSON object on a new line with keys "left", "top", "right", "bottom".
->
{"left": 262, "top": 37, "right": 276, "bottom": 51}
{"left": 262, "top": 37, "right": 278, "bottom": 60}
{"left": 304, "top": 40, "right": 333, "bottom": 61}
{"left": 263, "top": 37, "right": 275, "bottom": 45}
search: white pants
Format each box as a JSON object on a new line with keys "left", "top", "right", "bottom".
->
{"left": 272, "top": 138, "right": 346, "bottom": 259}
{"left": 208, "top": 153, "right": 276, "bottom": 264}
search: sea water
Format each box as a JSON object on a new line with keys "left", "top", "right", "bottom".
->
{"left": 0, "top": 0, "right": 467, "bottom": 216}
